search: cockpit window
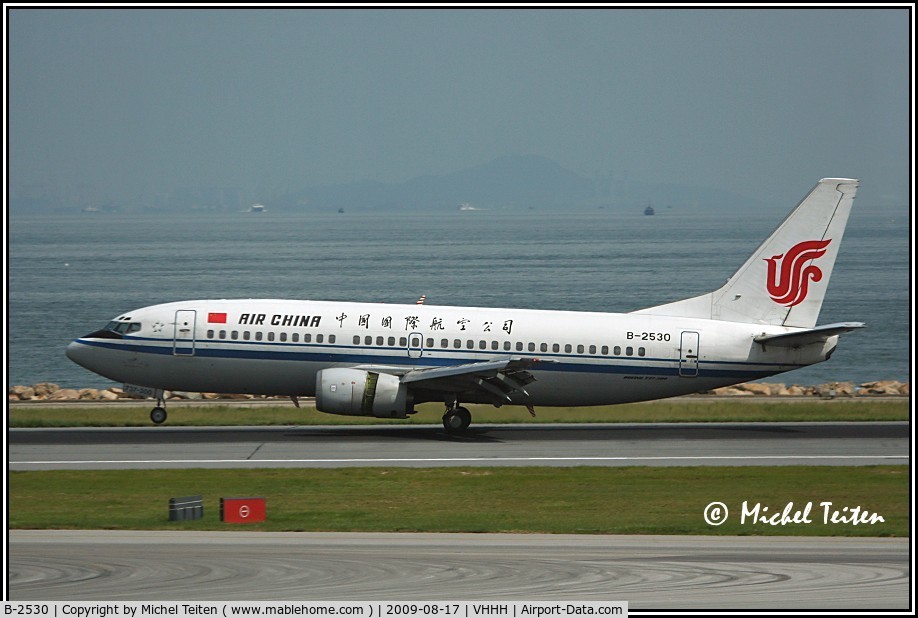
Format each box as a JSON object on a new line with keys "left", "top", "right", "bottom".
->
{"left": 105, "top": 321, "right": 142, "bottom": 334}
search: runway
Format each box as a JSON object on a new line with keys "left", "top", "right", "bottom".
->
{"left": 9, "top": 422, "right": 909, "bottom": 470}
{"left": 8, "top": 530, "right": 909, "bottom": 609}
{"left": 9, "top": 423, "right": 911, "bottom": 609}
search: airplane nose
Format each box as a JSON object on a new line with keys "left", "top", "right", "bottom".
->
{"left": 65, "top": 339, "right": 91, "bottom": 368}
{"left": 66, "top": 337, "right": 126, "bottom": 383}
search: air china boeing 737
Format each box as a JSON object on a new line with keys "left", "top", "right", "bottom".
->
{"left": 67, "top": 178, "right": 864, "bottom": 431}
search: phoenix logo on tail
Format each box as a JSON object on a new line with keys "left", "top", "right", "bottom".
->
{"left": 764, "top": 239, "right": 832, "bottom": 306}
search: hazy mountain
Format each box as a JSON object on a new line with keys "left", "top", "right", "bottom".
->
{"left": 271, "top": 154, "right": 762, "bottom": 213}
{"left": 272, "top": 154, "right": 593, "bottom": 212}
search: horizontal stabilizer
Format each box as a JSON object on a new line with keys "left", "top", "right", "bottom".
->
{"left": 753, "top": 322, "right": 866, "bottom": 347}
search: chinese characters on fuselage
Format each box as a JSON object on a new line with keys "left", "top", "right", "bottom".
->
{"left": 235, "top": 312, "right": 513, "bottom": 334}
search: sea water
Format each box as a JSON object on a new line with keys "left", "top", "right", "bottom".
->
{"left": 6, "top": 204, "right": 910, "bottom": 390}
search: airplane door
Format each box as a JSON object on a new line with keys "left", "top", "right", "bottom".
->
{"left": 173, "top": 310, "right": 197, "bottom": 356}
{"left": 679, "top": 331, "right": 699, "bottom": 377}
{"left": 407, "top": 332, "right": 424, "bottom": 359}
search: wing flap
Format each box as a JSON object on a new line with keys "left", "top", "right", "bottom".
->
{"left": 400, "top": 356, "right": 548, "bottom": 384}
{"left": 400, "top": 356, "right": 554, "bottom": 405}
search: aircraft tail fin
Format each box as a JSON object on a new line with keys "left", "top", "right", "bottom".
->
{"left": 634, "top": 178, "right": 858, "bottom": 328}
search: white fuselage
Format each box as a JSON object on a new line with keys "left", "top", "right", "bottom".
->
{"left": 66, "top": 298, "right": 836, "bottom": 406}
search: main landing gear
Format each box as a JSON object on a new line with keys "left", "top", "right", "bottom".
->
{"left": 150, "top": 390, "right": 167, "bottom": 425}
{"left": 442, "top": 400, "right": 472, "bottom": 433}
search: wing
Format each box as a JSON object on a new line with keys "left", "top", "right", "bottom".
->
{"left": 385, "top": 356, "right": 555, "bottom": 406}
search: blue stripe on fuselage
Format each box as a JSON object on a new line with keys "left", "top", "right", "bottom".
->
{"left": 73, "top": 336, "right": 803, "bottom": 381}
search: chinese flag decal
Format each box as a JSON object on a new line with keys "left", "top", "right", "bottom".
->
{"left": 208, "top": 312, "right": 227, "bottom": 323}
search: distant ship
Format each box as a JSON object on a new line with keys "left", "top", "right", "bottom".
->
{"left": 458, "top": 202, "right": 478, "bottom": 211}
{"left": 644, "top": 203, "right": 655, "bottom": 216}
{"left": 249, "top": 203, "right": 266, "bottom": 213}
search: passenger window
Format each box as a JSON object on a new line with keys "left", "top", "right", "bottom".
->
{"left": 479, "top": 340, "right": 487, "bottom": 350}
{"left": 589, "top": 345, "right": 596, "bottom": 354}
{"left": 388, "top": 337, "right": 396, "bottom": 346}
{"left": 268, "top": 332, "right": 275, "bottom": 342}
{"left": 255, "top": 332, "right": 263, "bottom": 341}
{"left": 614, "top": 346, "right": 621, "bottom": 355}
{"left": 426, "top": 338, "right": 434, "bottom": 348}
{"left": 231, "top": 331, "right": 238, "bottom": 340}
{"left": 565, "top": 344, "right": 572, "bottom": 353}
{"left": 219, "top": 330, "right": 226, "bottom": 339}
{"left": 292, "top": 333, "right": 299, "bottom": 342}
{"left": 491, "top": 341, "right": 499, "bottom": 350}
{"left": 638, "top": 347, "right": 646, "bottom": 356}
{"left": 354, "top": 336, "right": 361, "bottom": 345}
{"left": 467, "top": 340, "right": 474, "bottom": 349}
{"left": 528, "top": 343, "right": 536, "bottom": 352}
{"left": 328, "top": 335, "right": 335, "bottom": 344}
{"left": 503, "top": 341, "right": 511, "bottom": 351}
{"left": 577, "top": 344, "right": 584, "bottom": 354}
{"left": 399, "top": 337, "right": 407, "bottom": 346}
{"left": 454, "top": 339, "right": 462, "bottom": 349}
{"left": 601, "top": 345, "right": 608, "bottom": 355}
{"left": 379, "top": 337, "right": 386, "bottom": 346}
{"left": 243, "top": 331, "right": 250, "bottom": 340}
{"left": 207, "top": 330, "right": 214, "bottom": 339}
{"left": 365, "top": 336, "right": 372, "bottom": 345}
{"left": 441, "top": 339, "right": 449, "bottom": 348}
{"left": 552, "top": 343, "right": 560, "bottom": 353}
{"left": 316, "top": 334, "right": 324, "bottom": 343}
{"left": 280, "top": 333, "right": 287, "bottom": 342}
{"left": 626, "top": 346, "right": 633, "bottom": 356}
{"left": 540, "top": 343, "right": 548, "bottom": 353}
{"left": 516, "top": 342, "right": 524, "bottom": 351}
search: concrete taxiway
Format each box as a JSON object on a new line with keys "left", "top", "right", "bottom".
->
{"left": 9, "top": 422, "right": 909, "bottom": 470}
{"left": 8, "top": 530, "right": 909, "bottom": 610}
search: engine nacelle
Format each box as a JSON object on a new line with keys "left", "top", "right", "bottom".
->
{"left": 315, "top": 368, "right": 413, "bottom": 418}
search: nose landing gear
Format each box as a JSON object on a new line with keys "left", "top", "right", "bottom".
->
{"left": 149, "top": 389, "right": 167, "bottom": 424}
{"left": 150, "top": 406, "right": 167, "bottom": 424}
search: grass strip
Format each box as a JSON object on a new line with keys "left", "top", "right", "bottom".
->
{"left": 7, "top": 399, "right": 909, "bottom": 427}
{"left": 9, "top": 465, "right": 907, "bottom": 536}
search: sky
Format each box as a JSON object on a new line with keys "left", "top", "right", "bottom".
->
{"left": 6, "top": 7, "right": 912, "bottom": 209}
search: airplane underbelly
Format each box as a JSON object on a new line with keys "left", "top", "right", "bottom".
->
{"left": 119, "top": 353, "right": 321, "bottom": 396}
{"left": 522, "top": 371, "right": 681, "bottom": 406}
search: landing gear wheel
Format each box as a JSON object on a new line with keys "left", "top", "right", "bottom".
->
{"left": 442, "top": 406, "right": 471, "bottom": 433}
{"left": 150, "top": 406, "right": 167, "bottom": 425}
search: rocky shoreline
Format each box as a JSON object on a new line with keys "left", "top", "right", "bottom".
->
{"left": 8, "top": 380, "right": 910, "bottom": 402}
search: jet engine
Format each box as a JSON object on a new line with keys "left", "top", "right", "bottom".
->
{"left": 315, "top": 368, "right": 413, "bottom": 418}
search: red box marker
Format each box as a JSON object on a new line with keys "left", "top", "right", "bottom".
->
{"left": 221, "top": 497, "right": 266, "bottom": 523}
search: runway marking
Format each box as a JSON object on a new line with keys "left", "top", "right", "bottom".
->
{"left": 11, "top": 455, "right": 909, "bottom": 466}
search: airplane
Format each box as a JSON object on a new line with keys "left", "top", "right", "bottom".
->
{"left": 66, "top": 178, "right": 864, "bottom": 432}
